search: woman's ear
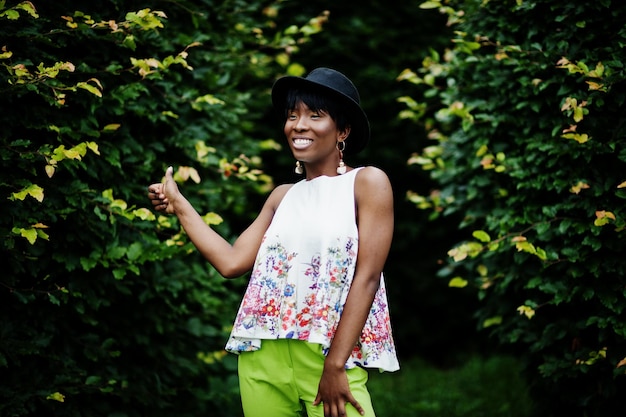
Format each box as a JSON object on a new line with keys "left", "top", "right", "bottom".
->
{"left": 341, "top": 126, "right": 352, "bottom": 141}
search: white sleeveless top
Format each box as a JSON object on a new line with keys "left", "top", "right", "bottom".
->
{"left": 225, "top": 168, "right": 399, "bottom": 372}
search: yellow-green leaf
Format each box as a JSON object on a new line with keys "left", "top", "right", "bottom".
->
{"left": 45, "top": 164, "right": 55, "bottom": 178}
{"left": 103, "top": 124, "right": 120, "bottom": 131}
{"left": 447, "top": 246, "right": 467, "bottom": 262}
{"left": 515, "top": 240, "right": 536, "bottom": 254}
{"left": 586, "top": 81, "right": 606, "bottom": 91}
{"left": 86, "top": 141, "right": 100, "bottom": 155}
{"left": 420, "top": 1, "right": 442, "bottom": 9}
{"left": 275, "top": 52, "right": 289, "bottom": 67}
{"left": 132, "top": 207, "right": 155, "bottom": 221}
{"left": 76, "top": 80, "right": 102, "bottom": 97}
{"left": 448, "top": 241, "right": 483, "bottom": 261}
{"left": 535, "top": 247, "right": 547, "bottom": 261}
{"left": 157, "top": 215, "right": 172, "bottom": 228}
{"left": 12, "top": 183, "right": 44, "bottom": 202}
{"left": 194, "top": 94, "right": 225, "bottom": 106}
{"left": 176, "top": 166, "right": 201, "bottom": 183}
{"left": 2, "top": 9, "right": 19, "bottom": 20}
{"left": 517, "top": 305, "right": 535, "bottom": 319}
{"left": 570, "top": 181, "right": 590, "bottom": 194}
{"left": 110, "top": 199, "right": 127, "bottom": 210}
{"left": 482, "top": 316, "right": 502, "bottom": 328}
{"left": 561, "top": 132, "right": 590, "bottom": 143}
{"left": 16, "top": 2, "right": 39, "bottom": 18}
{"left": 195, "top": 140, "right": 217, "bottom": 160}
{"left": 576, "top": 347, "right": 607, "bottom": 366}
{"left": 573, "top": 106, "right": 584, "bottom": 122}
{"left": 588, "top": 61, "right": 605, "bottom": 78}
{"left": 21, "top": 228, "right": 37, "bottom": 244}
{"left": 46, "top": 392, "right": 65, "bottom": 402}
{"left": 102, "top": 188, "right": 114, "bottom": 202}
{"left": 202, "top": 212, "right": 223, "bottom": 226}
{"left": 36, "top": 228, "right": 50, "bottom": 241}
{"left": 472, "top": 230, "right": 491, "bottom": 243}
{"left": 594, "top": 210, "right": 616, "bottom": 226}
{"left": 487, "top": 241, "right": 500, "bottom": 251}
{"left": 448, "top": 277, "right": 468, "bottom": 288}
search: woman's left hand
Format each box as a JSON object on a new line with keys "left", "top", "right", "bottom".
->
{"left": 313, "top": 365, "right": 365, "bottom": 417}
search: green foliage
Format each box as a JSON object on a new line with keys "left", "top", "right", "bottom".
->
{"left": 0, "top": 1, "right": 327, "bottom": 416}
{"left": 369, "top": 355, "right": 532, "bottom": 417}
{"left": 402, "top": 0, "right": 626, "bottom": 415}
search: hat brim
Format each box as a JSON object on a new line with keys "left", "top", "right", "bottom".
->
{"left": 271, "top": 76, "right": 370, "bottom": 156}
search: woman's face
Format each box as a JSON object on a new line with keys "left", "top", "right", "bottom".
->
{"left": 284, "top": 101, "right": 348, "bottom": 165}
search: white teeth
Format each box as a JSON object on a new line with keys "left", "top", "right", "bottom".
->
{"left": 294, "top": 138, "right": 312, "bottom": 145}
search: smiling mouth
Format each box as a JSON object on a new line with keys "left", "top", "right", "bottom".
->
{"left": 293, "top": 138, "right": 313, "bottom": 149}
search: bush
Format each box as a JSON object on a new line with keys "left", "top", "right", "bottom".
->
{"left": 400, "top": 0, "right": 626, "bottom": 415}
{"left": 0, "top": 1, "right": 326, "bottom": 415}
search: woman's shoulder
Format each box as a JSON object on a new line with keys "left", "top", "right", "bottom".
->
{"left": 273, "top": 182, "right": 295, "bottom": 193}
{"left": 354, "top": 165, "right": 391, "bottom": 187}
{"left": 265, "top": 183, "right": 295, "bottom": 211}
{"left": 268, "top": 183, "right": 294, "bottom": 200}
{"left": 354, "top": 166, "right": 393, "bottom": 202}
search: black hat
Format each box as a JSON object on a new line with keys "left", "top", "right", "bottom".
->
{"left": 271, "top": 67, "right": 370, "bottom": 155}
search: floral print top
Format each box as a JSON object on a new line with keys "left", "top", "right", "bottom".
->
{"left": 225, "top": 168, "right": 399, "bottom": 372}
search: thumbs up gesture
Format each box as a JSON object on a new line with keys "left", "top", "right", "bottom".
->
{"left": 147, "top": 166, "right": 180, "bottom": 214}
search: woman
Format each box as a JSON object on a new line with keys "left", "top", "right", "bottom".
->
{"left": 148, "top": 68, "right": 399, "bottom": 417}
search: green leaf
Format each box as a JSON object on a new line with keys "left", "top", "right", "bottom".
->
{"left": 126, "top": 242, "right": 143, "bottom": 261}
{"left": 76, "top": 80, "right": 102, "bottom": 97}
{"left": 112, "top": 268, "right": 127, "bottom": 280}
{"left": 85, "top": 376, "right": 102, "bottom": 385}
{"left": 420, "top": 1, "right": 442, "bottom": 9}
{"left": 472, "top": 230, "right": 491, "bottom": 242}
{"left": 46, "top": 392, "right": 65, "bottom": 402}
{"left": 11, "top": 183, "right": 44, "bottom": 202}
{"left": 449, "top": 277, "right": 468, "bottom": 288}
{"left": 202, "top": 212, "right": 223, "bottom": 225}
{"left": 48, "top": 293, "right": 60, "bottom": 306}
{"left": 482, "top": 316, "right": 502, "bottom": 328}
{"left": 17, "top": 228, "right": 37, "bottom": 244}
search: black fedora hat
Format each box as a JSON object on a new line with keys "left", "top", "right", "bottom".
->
{"left": 271, "top": 67, "right": 370, "bottom": 156}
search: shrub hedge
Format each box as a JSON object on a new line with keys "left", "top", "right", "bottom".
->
{"left": 401, "top": 0, "right": 626, "bottom": 415}
{"left": 0, "top": 1, "right": 326, "bottom": 415}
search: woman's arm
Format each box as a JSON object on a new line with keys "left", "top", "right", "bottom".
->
{"left": 313, "top": 166, "right": 394, "bottom": 417}
{"left": 148, "top": 166, "right": 291, "bottom": 278}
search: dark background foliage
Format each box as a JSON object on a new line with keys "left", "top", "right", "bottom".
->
{"left": 3, "top": 0, "right": 626, "bottom": 416}
{"left": 1, "top": 1, "right": 302, "bottom": 415}
{"left": 401, "top": 1, "right": 626, "bottom": 416}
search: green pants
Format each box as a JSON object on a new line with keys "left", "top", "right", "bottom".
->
{"left": 238, "top": 339, "right": 375, "bottom": 417}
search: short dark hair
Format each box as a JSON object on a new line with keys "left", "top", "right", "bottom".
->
{"left": 283, "top": 87, "right": 350, "bottom": 132}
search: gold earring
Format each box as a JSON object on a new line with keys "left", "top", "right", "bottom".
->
{"left": 336, "top": 141, "right": 346, "bottom": 175}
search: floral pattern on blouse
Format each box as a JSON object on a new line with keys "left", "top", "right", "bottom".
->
{"left": 225, "top": 169, "right": 399, "bottom": 372}
{"left": 226, "top": 235, "right": 398, "bottom": 372}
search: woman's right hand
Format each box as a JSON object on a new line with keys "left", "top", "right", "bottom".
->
{"left": 147, "top": 166, "right": 179, "bottom": 214}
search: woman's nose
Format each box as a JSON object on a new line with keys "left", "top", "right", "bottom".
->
{"left": 294, "top": 116, "right": 308, "bottom": 131}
